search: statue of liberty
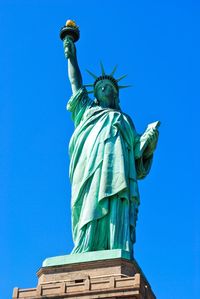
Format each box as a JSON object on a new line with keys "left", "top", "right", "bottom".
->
{"left": 61, "top": 21, "right": 159, "bottom": 256}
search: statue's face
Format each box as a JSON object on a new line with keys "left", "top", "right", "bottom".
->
{"left": 95, "top": 80, "right": 118, "bottom": 109}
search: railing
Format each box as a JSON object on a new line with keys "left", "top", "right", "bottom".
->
{"left": 13, "top": 274, "right": 143, "bottom": 298}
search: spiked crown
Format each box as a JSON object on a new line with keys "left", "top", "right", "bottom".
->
{"left": 85, "top": 62, "right": 130, "bottom": 95}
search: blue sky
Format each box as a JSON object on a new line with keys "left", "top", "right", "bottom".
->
{"left": 1, "top": 0, "right": 199, "bottom": 298}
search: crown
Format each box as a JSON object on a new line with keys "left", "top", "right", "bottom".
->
{"left": 84, "top": 62, "right": 131, "bottom": 94}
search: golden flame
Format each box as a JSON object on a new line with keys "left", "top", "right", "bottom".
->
{"left": 66, "top": 20, "right": 77, "bottom": 27}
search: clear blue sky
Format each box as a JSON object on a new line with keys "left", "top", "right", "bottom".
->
{"left": 1, "top": 0, "right": 199, "bottom": 298}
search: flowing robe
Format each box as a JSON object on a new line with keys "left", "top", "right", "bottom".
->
{"left": 67, "top": 88, "right": 153, "bottom": 254}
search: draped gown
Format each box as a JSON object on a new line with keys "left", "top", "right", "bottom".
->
{"left": 67, "top": 88, "right": 153, "bottom": 255}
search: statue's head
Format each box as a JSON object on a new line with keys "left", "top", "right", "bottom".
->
{"left": 85, "top": 63, "right": 130, "bottom": 110}
{"left": 94, "top": 79, "right": 119, "bottom": 109}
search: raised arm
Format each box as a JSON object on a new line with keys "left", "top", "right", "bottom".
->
{"left": 63, "top": 37, "right": 83, "bottom": 94}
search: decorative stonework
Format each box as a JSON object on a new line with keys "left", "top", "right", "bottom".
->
{"left": 12, "top": 253, "right": 156, "bottom": 299}
{"left": 13, "top": 273, "right": 152, "bottom": 298}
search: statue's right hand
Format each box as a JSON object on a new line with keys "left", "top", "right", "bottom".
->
{"left": 63, "top": 37, "right": 76, "bottom": 59}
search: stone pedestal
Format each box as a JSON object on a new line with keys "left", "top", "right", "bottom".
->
{"left": 12, "top": 250, "right": 156, "bottom": 299}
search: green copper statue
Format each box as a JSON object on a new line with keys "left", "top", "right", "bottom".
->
{"left": 61, "top": 21, "right": 159, "bottom": 256}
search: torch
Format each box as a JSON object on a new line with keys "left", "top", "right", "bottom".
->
{"left": 60, "top": 20, "right": 80, "bottom": 42}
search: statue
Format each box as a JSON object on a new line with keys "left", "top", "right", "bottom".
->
{"left": 61, "top": 21, "right": 160, "bottom": 256}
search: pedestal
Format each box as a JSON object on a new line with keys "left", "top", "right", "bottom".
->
{"left": 12, "top": 250, "right": 156, "bottom": 299}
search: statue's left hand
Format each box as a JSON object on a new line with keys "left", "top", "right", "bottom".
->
{"left": 143, "top": 128, "right": 159, "bottom": 158}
